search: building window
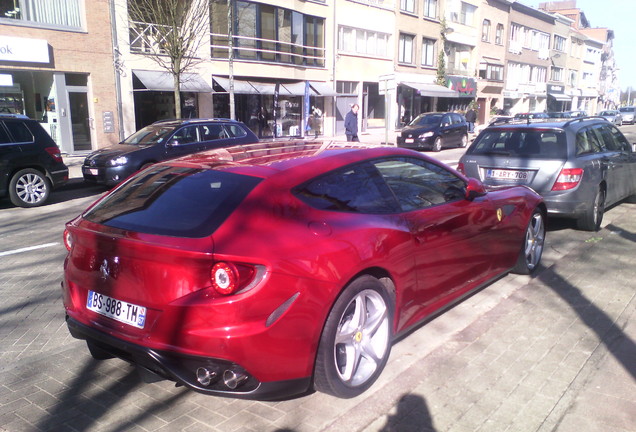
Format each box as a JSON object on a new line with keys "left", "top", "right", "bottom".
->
{"left": 400, "top": 0, "right": 416, "bottom": 14}
{"left": 551, "top": 67, "right": 563, "bottom": 82}
{"left": 479, "top": 64, "right": 503, "bottom": 81}
{"left": 452, "top": 2, "right": 476, "bottom": 26}
{"left": 495, "top": 24, "right": 504, "bottom": 45}
{"left": 554, "top": 35, "right": 566, "bottom": 52}
{"left": 423, "top": 0, "right": 437, "bottom": 18}
{"left": 568, "top": 69, "right": 578, "bottom": 86}
{"left": 0, "top": 0, "right": 82, "bottom": 29}
{"left": 398, "top": 33, "right": 415, "bottom": 64}
{"left": 338, "top": 26, "right": 391, "bottom": 58}
{"left": 337, "top": 81, "right": 358, "bottom": 95}
{"left": 210, "top": 1, "right": 324, "bottom": 67}
{"left": 447, "top": 42, "right": 471, "bottom": 74}
{"left": 482, "top": 19, "right": 491, "bottom": 42}
{"left": 422, "top": 38, "right": 436, "bottom": 67}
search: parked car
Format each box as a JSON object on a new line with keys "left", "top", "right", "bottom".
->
{"left": 62, "top": 141, "right": 545, "bottom": 400}
{"left": 618, "top": 106, "right": 636, "bottom": 124}
{"left": 597, "top": 110, "right": 623, "bottom": 126}
{"left": 513, "top": 112, "right": 550, "bottom": 120}
{"left": 397, "top": 112, "right": 468, "bottom": 151}
{"left": 563, "top": 110, "right": 588, "bottom": 118}
{"left": 0, "top": 114, "right": 68, "bottom": 207}
{"left": 82, "top": 118, "right": 258, "bottom": 186}
{"left": 459, "top": 117, "right": 636, "bottom": 231}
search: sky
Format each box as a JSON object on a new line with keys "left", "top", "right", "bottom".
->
{"left": 521, "top": 0, "right": 634, "bottom": 91}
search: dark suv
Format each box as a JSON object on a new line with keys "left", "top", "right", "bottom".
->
{"left": 458, "top": 117, "right": 636, "bottom": 231}
{"left": 82, "top": 118, "right": 259, "bottom": 186}
{"left": 0, "top": 114, "right": 69, "bottom": 208}
{"left": 397, "top": 112, "right": 468, "bottom": 151}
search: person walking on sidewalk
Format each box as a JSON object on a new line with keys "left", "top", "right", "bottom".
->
{"left": 345, "top": 104, "right": 360, "bottom": 142}
{"left": 465, "top": 107, "right": 477, "bottom": 133}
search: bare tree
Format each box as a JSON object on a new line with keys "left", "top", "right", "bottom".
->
{"left": 127, "top": 0, "right": 210, "bottom": 118}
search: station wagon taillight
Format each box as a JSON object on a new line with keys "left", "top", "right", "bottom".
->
{"left": 45, "top": 146, "right": 63, "bottom": 163}
{"left": 552, "top": 168, "right": 583, "bottom": 191}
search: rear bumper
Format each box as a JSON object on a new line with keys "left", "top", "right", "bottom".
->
{"left": 66, "top": 316, "right": 312, "bottom": 400}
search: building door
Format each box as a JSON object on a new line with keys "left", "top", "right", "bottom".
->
{"left": 68, "top": 90, "right": 92, "bottom": 151}
{"left": 335, "top": 96, "right": 357, "bottom": 135}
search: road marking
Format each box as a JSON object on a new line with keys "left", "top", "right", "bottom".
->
{"left": 0, "top": 242, "right": 60, "bottom": 257}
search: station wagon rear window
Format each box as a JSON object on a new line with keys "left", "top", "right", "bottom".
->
{"left": 84, "top": 166, "right": 262, "bottom": 237}
{"left": 468, "top": 130, "right": 567, "bottom": 159}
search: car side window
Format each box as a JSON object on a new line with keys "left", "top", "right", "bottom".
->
{"left": 171, "top": 125, "right": 198, "bottom": 145}
{"left": 225, "top": 124, "right": 247, "bottom": 138}
{"left": 575, "top": 128, "right": 602, "bottom": 156}
{"left": 441, "top": 115, "right": 451, "bottom": 126}
{"left": 4, "top": 121, "right": 33, "bottom": 143}
{"left": 294, "top": 163, "right": 398, "bottom": 214}
{"left": 0, "top": 123, "right": 12, "bottom": 144}
{"left": 200, "top": 124, "right": 224, "bottom": 141}
{"left": 604, "top": 125, "right": 631, "bottom": 152}
{"left": 373, "top": 158, "right": 466, "bottom": 212}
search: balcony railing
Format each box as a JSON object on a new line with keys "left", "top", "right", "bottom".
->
{"left": 129, "top": 22, "right": 325, "bottom": 67}
{"left": 210, "top": 33, "right": 325, "bottom": 67}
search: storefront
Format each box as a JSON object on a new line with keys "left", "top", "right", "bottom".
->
{"left": 439, "top": 76, "right": 477, "bottom": 112}
{"left": 547, "top": 84, "right": 571, "bottom": 112}
{"left": 211, "top": 77, "right": 330, "bottom": 139}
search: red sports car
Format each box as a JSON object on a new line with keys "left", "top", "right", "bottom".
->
{"left": 62, "top": 141, "right": 545, "bottom": 399}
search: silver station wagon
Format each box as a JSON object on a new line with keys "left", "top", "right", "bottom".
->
{"left": 458, "top": 118, "right": 636, "bottom": 231}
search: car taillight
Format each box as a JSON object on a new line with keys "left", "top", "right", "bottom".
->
{"left": 457, "top": 162, "right": 465, "bottom": 174}
{"left": 552, "top": 168, "right": 583, "bottom": 191}
{"left": 63, "top": 229, "right": 73, "bottom": 251}
{"left": 211, "top": 262, "right": 256, "bottom": 296}
{"left": 45, "top": 146, "right": 63, "bottom": 163}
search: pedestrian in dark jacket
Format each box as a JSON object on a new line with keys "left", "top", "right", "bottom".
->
{"left": 465, "top": 108, "right": 477, "bottom": 133}
{"left": 344, "top": 104, "right": 360, "bottom": 142}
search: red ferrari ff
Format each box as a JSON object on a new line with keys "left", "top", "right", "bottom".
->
{"left": 62, "top": 141, "right": 545, "bottom": 400}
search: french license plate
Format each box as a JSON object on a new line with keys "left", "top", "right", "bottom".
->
{"left": 487, "top": 169, "right": 528, "bottom": 180}
{"left": 405, "top": 138, "right": 414, "bottom": 143}
{"left": 86, "top": 291, "right": 146, "bottom": 329}
{"left": 84, "top": 167, "right": 98, "bottom": 176}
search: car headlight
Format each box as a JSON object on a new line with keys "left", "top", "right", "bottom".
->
{"left": 419, "top": 131, "right": 434, "bottom": 139}
{"left": 108, "top": 156, "right": 128, "bottom": 166}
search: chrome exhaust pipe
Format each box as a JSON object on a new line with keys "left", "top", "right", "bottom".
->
{"left": 223, "top": 368, "right": 248, "bottom": 389}
{"left": 196, "top": 367, "right": 218, "bottom": 386}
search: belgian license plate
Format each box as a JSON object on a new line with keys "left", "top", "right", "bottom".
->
{"left": 487, "top": 169, "right": 528, "bottom": 180}
{"left": 405, "top": 138, "right": 414, "bottom": 143}
{"left": 84, "top": 167, "right": 98, "bottom": 176}
{"left": 86, "top": 291, "right": 146, "bottom": 329}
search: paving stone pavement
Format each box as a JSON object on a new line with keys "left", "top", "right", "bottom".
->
{"left": 1, "top": 145, "right": 634, "bottom": 431}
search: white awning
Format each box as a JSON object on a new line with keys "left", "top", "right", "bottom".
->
{"left": 133, "top": 70, "right": 211, "bottom": 92}
{"left": 309, "top": 81, "right": 339, "bottom": 96}
{"left": 402, "top": 82, "right": 460, "bottom": 98}
{"left": 213, "top": 76, "right": 256, "bottom": 94}
{"left": 548, "top": 93, "right": 572, "bottom": 101}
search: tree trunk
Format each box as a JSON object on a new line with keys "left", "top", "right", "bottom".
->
{"left": 174, "top": 72, "right": 182, "bottom": 119}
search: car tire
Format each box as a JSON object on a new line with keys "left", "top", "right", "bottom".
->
{"left": 432, "top": 137, "right": 442, "bottom": 152}
{"left": 577, "top": 187, "right": 605, "bottom": 231}
{"left": 512, "top": 208, "right": 545, "bottom": 275}
{"left": 313, "top": 275, "right": 393, "bottom": 398}
{"left": 9, "top": 168, "right": 51, "bottom": 208}
{"left": 460, "top": 134, "right": 468, "bottom": 148}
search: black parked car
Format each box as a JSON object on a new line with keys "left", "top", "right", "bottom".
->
{"left": 83, "top": 118, "right": 259, "bottom": 186}
{"left": 0, "top": 114, "right": 69, "bottom": 208}
{"left": 397, "top": 112, "right": 468, "bottom": 152}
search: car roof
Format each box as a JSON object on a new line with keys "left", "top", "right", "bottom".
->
{"left": 162, "top": 141, "right": 431, "bottom": 184}
{"left": 150, "top": 118, "right": 241, "bottom": 127}
{"left": 483, "top": 117, "right": 606, "bottom": 131}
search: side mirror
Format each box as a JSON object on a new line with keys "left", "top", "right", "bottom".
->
{"left": 465, "top": 178, "right": 487, "bottom": 200}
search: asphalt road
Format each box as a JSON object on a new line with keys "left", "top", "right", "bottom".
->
{"left": 0, "top": 125, "right": 635, "bottom": 431}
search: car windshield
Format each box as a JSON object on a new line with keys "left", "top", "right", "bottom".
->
{"left": 83, "top": 165, "right": 262, "bottom": 237}
{"left": 468, "top": 129, "right": 568, "bottom": 159}
{"left": 409, "top": 114, "right": 442, "bottom": 127}
{"left": 122, "top": 125, "right": 175, "bottom": 146}
{"left": 599, "top": 111, "right": 614, "bottom": 116}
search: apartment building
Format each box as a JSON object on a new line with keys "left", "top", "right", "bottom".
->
{"left": 503, "top": 2, "right": 554, "bottom": 114}
{"left": 475, "top": 0, "right": 511, "bottom": 123}
{"left": 0, "top": 0, "right": 120, "bottom": 154}
{"left": 545, "top": 13, "right": 572, "bottom": 112}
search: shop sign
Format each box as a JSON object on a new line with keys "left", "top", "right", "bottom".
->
{"left": 447, "top": 76, "right": 476, "bottom": 97}
{"left": 548, "top": 84, "right": 565, "bottom": 94}
{"left": 0, "top": 36, "right": 49, "bottom": 64}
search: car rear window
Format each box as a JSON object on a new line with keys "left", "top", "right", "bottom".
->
{"left": 83, "top": 166, "right": 262, "bottom": 238}
{"left": 4, "top": 121, "right": 33, "bottom": 143}
{"left": 468, "top": 129, "right": 567, "bottom": 159}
